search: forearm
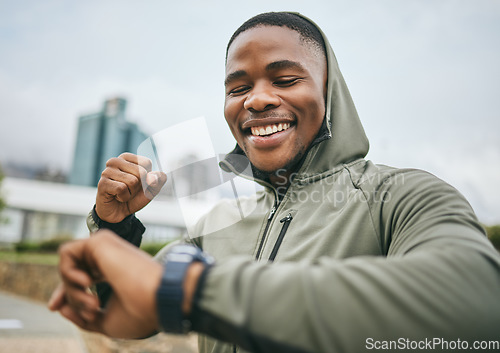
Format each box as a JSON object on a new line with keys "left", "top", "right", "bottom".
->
{"left": 190, "top": 245, "right": 500, "bottom": 353}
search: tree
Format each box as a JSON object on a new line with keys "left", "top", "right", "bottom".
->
{"left": 485, "top": 225, "right": 500, "bottom": 251}
{"left": 0, "top": 164, "right": 6, "bottom": 221}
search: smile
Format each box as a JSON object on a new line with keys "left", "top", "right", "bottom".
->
{"left": 250, "top": 123, "right": 291, "bottom": 137}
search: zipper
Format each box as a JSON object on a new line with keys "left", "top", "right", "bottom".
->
{"left": 268, "top": 213, "right": 293, "bottom": 262}
{"left": 236, "top": 211, "right": 291, "bottom": 353}
{"left": 255, "top": 205, "right": 277, "bottom": 260}
{"left": 239, "top": 210, "right": 292, "bottom": 353}
{"left": 237, "top": 205, "right": 276, "bottom": 353}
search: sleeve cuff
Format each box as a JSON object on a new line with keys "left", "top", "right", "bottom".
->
{"left": 87, "top": 205, "right": 145, "bottom": 247}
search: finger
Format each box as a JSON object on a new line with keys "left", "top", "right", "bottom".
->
{"left": 98, "top": 176, "right": 131, "bottom": 204}
{"left": 59, "top": 304, "right": 91, "bottom": 330}
{"left": 59, "top": 242, "right": 94, "bottom": 288}
{"left": 99, "top": 171, "right": 140, "bottom": 203}
{"left": 105, "top": 157, "right": 148, "bottom": 187}
{"left": 59, "top": 260, "right": 93, "bottom": 290}
{"left": 64, "top": 284, "right": 100, "bottom": 314}
{"left": 119, "top": 153, "right": 153, "bottom": 173}
{"left": 127, "top": 171, "right": 167, "bottom": 211}
{"left": 50, "top": 282, "right": 100, "bottom": 323}
{"left": 48, "top": 283, "right": 66, "bottom": 311}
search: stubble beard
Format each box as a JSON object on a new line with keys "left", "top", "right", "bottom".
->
{"left": 248, "top": 140, "right": 307, "bottom": 188}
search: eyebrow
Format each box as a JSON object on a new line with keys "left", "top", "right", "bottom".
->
{"left": 224, "top": 70, "right": 246, "bottom": 86}
{"left": 224, "top": 60, "right": 306, "bottom": 86}
{"left": 266, "top": 60, "right": 305, "bottom": 72}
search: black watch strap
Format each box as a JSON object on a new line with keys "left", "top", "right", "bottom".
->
{"left": 156, "top": 245, "right": 214, "bottom": 334}
{"left": 156, "top": 260, "right": 192, "bottom": 333}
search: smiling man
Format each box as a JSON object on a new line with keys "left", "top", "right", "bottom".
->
{"left": 49, "top": 12, "right": 500, "bottom": 353}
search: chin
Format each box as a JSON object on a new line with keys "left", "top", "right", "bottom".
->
{"left": 245, "top": 145, "right": 305, "bottom": 176}
{"left": 251, "top": 157, "right": 287, "bottom": 174}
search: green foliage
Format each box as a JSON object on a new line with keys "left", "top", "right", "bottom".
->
{"left": 485, "top": 225, "right": 500, "bottom": 251}
{"left": 140, "top": 241, "right": 171, "bottom": 256}
{"left": 0, "top": 164, "right": 6, "bottom": 219}
{"left": 39, "top": 235, "right": 73, "bottom": 252}
{"left": 15, "top": 235, "right": 73, "bottom": 253}
{"left": 15, "top": 242, "right": 40, "bottom": 253}
{"left": 0, "top": 251, "right": 59, "bottom": 265}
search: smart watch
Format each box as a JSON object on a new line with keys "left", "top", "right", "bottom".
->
{"left": 156, "top": 244, "right": 214, "bottom": 333}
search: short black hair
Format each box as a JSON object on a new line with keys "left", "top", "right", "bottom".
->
{"left": 226, "top": 12, "right": 326, "bottom": 60}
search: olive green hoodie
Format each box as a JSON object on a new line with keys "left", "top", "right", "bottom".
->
{"left": 181, "top": 13, "right": 500, "bottom": 353}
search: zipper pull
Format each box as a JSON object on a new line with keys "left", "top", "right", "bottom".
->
{"left": 280, "top": 213, "right": 293, "bottom": 223}
{"left": 268, "top": 206, "right": 276, "bottom": 220}
{"left": 269, "top": 213, "right": 294, "bottom": 262}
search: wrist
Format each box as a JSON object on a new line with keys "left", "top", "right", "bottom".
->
{"left": 93, "top": 204, "right": 128, "bottom": 225}
{"left": 89, "top": 205, "right": 145, "bottom": 246}
{"left": 182, "top": 262, "right": 205, "bottom": 315}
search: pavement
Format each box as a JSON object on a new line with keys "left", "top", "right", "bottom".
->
{"left": 0, "top": 290, "right": 88, "bottom": 353}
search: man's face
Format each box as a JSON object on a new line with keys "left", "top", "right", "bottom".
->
{"left": 224, "top": 26, "right": 327, "bottom": 174}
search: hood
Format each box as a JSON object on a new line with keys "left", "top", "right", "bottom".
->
{"left": 220, "top": 12, "right": 369, "bottom": 181}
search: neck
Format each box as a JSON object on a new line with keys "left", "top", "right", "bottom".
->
{"left": 252, "top": 152, "right": 309, "bottom": 197}
{"left": 269, "top": 169, "right": 292, "bottom": 192}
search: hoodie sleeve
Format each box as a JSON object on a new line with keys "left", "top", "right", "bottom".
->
{"left": 188, "top": 170, "right": 500, "bottom": 353}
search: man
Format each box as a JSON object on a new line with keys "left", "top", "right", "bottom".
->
{"left": 49, "top": 12, "right": 500, "bottom": 353}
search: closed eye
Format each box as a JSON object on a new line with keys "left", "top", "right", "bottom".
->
{"left": 228, "top": 86, "right": 250, "bottom": 96}
{"left": 274, "top": 77, "right": 301, "bottom": 87}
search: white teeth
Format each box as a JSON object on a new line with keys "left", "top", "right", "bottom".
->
{"left": 250, "top": 123, "right": 291, "bottom": 136}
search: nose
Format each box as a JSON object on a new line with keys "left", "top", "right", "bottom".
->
{"left": 243, "top": 82, "right": 281, "bottom": 112}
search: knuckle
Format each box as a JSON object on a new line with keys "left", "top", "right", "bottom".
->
{"left": 105, "top": 157, "right": 119, "bottom": 167}
{"left": 99, "top": 169, "right": 110, "bottom": 179}
{"left": 97, "top": 174, "right": 111, "bottom": 189}
{"left": 116, "top": 182, "right": 128, "bottom": 194}
{"left": 122, "top": 170, "right": 138, "bottom": 185}
{"left": 116, "top": 184, "right": 132, "bottom": 199}
{"left": 136, "top": 155, "right": 152, "bottom": 170}
{"left": 120, "top": 152, "right": 137, "bottom": 162}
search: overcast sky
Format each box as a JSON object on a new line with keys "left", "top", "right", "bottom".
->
{"left": 0, "top": 0, "right": 499, "bottom": 224}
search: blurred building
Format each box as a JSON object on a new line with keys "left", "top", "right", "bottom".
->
{"left": 0, "top": 177, "right": 192, "bottom": 244}
{"left": 69, "top": 97, "right": 148, "bottom": 187}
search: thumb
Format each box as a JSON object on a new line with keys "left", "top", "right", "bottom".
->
{"left": 48, "top": 283, "right": 66, "bottom": 311}
{"left": 143, "top": 171, "right": 167, "bottom": 200}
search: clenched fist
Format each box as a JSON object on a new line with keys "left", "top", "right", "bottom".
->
{"left": 96, "top": 153, "right": 167, "bottom": 223}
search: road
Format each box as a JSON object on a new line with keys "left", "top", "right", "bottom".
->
{"left": 0, "top": 290, "right": 87, "bottom": 353}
